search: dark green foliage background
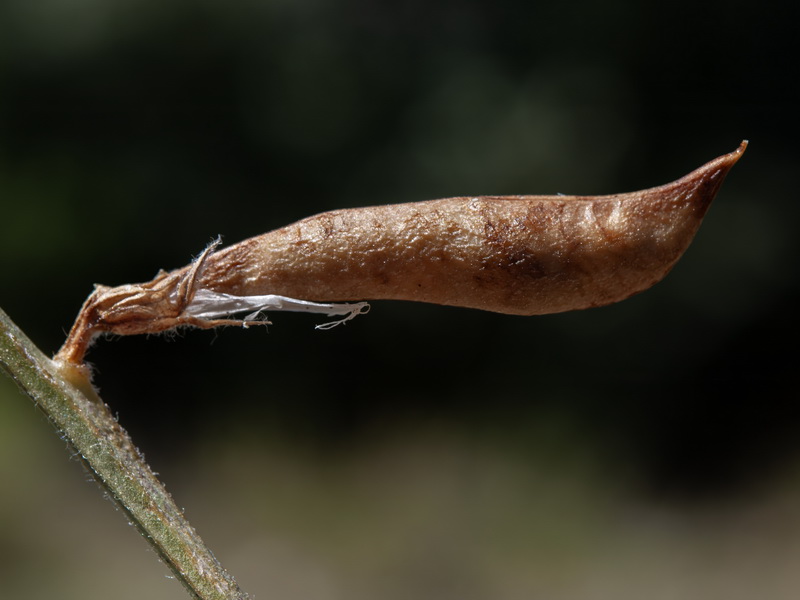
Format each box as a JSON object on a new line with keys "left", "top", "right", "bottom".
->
{"left": 1, "top": 0, "right": 797, "bottom": 496}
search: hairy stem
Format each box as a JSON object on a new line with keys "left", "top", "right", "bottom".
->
{"left": 0, "top": 307, "right": 249, "bottom": 600}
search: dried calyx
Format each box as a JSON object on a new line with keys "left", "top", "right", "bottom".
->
{"left": 54, "top": 239, "right": 369, "bottom": 369}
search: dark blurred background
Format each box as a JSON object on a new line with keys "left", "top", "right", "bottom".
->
{"left": 1, "top": 1, "right": 799, "bottom": 598}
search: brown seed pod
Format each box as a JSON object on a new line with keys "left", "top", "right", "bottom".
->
{"left": 54, "top": 141, "right": 746, "bottom": 369}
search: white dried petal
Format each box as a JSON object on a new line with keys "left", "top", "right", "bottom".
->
{"left": 185, "top": 289, "right": 369, "bottom": 328}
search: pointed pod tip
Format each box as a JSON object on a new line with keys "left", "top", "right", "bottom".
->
{"left": 692, "top": 139, "right": 748, "bottom": 180}
{"left": 718, "top": 139, "right": 748, "bottom": 172}
{"left": 733, "top": 139, "right": 748, "bottom": 159}
{"left": 714, "top": 140, "right": 748, "bottom": 170}
{"left": 657, "top": 140, "right": 747, "bottom": 221}
{"left": 683, "top": 140, "right": 747, "bottom": 216}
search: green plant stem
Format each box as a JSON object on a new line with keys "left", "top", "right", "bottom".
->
{"left": 0, "top": 307, "right": 250, "bottom": 600}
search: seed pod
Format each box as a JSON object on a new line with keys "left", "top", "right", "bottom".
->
{"left": 55, "top": 141, "right": 746, "bottom": 368}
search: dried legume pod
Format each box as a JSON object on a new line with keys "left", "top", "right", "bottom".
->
{"left": 55, "top": 141, "right": 746, "bottom": 369}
